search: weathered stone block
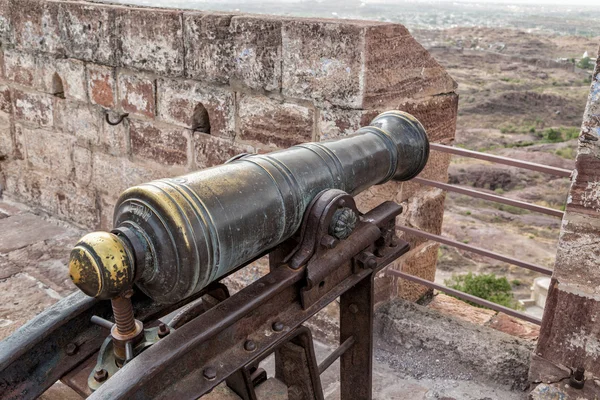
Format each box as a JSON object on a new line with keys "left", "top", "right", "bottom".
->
{"left": 58, "top": 2, "right": 116, "bottom": 65}
{"left": 399, "top": 151, "right": 452, "bottom": 202}
{"left": 21, "top": 125, "right": 73, "bottom": 176}
{"left": 156, "top": 77, "right": 235, "bottom": 138}
{"left": 38, "top": 57, "right": 87, "bottom": 101}
{"left": 92, "top": 152, "right": 185, "bottom": 198}
{"left": 72, "top": 145, "right": 92, "bottom": 183}
{"left": 4, "top": 50, "right": 37, "bottom": 87}
{"left": 237, "top": 94, "right": 314, "bottom": 148}
{"left": 396, "top": 241, "right": 439, "bottom": 301}
{"left": 13, "top": 89, "right": 53, "bottom": 127}
{"left": 117, "top": 70, "right": 155, "bottom": 118}
{"left": 116, "top": 8, "right": 184, "bottom": 76}
{"left": 87, "top": 63, "right": 115, "bottom": 108}
{"left": 184, "top": 12, "right": 233, "bottom": 84}
{"left": 362, "top": 24, "right": 456, "bottom": 108}
{"left": 537, "top": 280, "right": 600, "bottom": 376}
{"left": 318, "top": 106, "right": 363, "bottom": 140}
{"left": 100, "top": 114, "right": 129, "bottom": 156}
{"left": 0, "top": 110, "right": 11, "bottom": 158}
{"left": 0, "top": 0, "right": 11, "bottom": 45}
{"left": 130, "top": 119, "right": 189, "bottom": 166}
{"left": 0, "top": 84, "right": 11, "bottom": 113}
{"left": 61, "top": 101, "right": 101, "bottom": 144}
{"left": 282, "top": 19, "right": 363, "bottom": 108}
{"left": 194, "top": 133, "right": 254, "bottom": 169}
{"left": 231, "top": 16, "right": 282, "bottom": 92}
{"left": 11, "top": 0, "right": 63, "bottom": 54}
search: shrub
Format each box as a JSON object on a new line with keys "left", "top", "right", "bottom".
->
{"left": 445, "top": 272, "right": 522, "bottom": 310}
{"left": 577, "top": 56, "right": 594, "bottom": 70}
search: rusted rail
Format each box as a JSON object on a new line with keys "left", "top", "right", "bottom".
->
{"left": 386, "top": 269, "right": 542, "bottom": 325}
{"left": 397, "top": 225, "right": 553, "bottom": 276}
{"left": 430, "top": 143, "right": 572, "bottom": 178}
{"left": 412, "top": 177, "right": 564, "bottom": 218}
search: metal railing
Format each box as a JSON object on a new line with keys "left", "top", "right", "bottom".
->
{"left": 388, "top": 143, "right": 573, "bottom": 326}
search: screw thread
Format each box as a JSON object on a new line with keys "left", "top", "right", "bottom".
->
{"left": 111, "top": 296, "right": 136, "bottom": 335}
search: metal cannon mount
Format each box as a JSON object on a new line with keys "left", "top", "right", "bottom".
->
{"left": 0, "top": 189, "right": 410, "bottom": 400}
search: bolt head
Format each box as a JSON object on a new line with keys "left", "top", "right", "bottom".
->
{"left": 272, "top": 321, "right": 284, "bottom": 332}
{"left": 94, "top": 368, "right": 109, "bottom": 382}
{"left": 203, "top": 367, "right": 217, "bottom": 380}
{"left": 158, "top": 323, "right": 170, "bottom": 338}
{"left": 349, "top": 304, "right": 359, "bottom": 314}
{"left": 65, "top": 343, "right": 78, "bottom": 356}
{"left": 244, "top": 340, "right": 257, "bottom": 352}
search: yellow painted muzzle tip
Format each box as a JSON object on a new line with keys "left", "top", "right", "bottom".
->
{"left": 68, "top": 231, "right": 134, "bottom": 300}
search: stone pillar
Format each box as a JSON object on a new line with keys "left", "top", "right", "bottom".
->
{"left": 530, "top": 47, "right": 600, "bottom": 394}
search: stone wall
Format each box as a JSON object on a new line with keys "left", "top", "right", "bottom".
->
{"left": 0, "top": 0, "right": 457, "bottom": 303}
{"left": 530, "top": 46, "right": 600, "bottom": 389}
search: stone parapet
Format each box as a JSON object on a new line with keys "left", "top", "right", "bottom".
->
{"left": 0, "top": 0, "right": 457, "bottom": 303}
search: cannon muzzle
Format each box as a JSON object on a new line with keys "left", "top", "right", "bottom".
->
{"left": 69, "top": 111, "right": 429, "bottom": 303}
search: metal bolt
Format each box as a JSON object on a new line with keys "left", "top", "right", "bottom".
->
{"left": 272, "top": 321, "right": 284, "bottom": 332}
{"left": 158, "top": 323, "right": 170, "bottom": 338}
{"left": 338, "top": 199, "right": 346, "bottom": 207}
{"left": 349, "top": 304, "right": 359, "bottom": 314}
{"left": 94, "top": 368, "right": 109, "bottom": 383}
{"left": 244, "top": 340, "right": 257, "bottom": 352}
{"left": 320, "top": 235, "right": 339, "bottom": 250}
{"left": 569, "top": 367, "right": 585, "bottom": 389}
{"left": 357, "top": 252, "right": 377, "bottom": 269}
{"left": 203, "top": 366, "right": 217, "bottom": 380}
{"left": 65, "top": 343, "right": 78, "bottom": 356}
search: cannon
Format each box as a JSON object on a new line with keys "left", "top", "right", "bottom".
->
{"left": 0, "top": 111, "right": 429, "bottom": 400}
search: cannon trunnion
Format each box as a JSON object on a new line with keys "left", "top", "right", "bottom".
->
{"left": 0, "top": 111, "right": 429, "bottom": 400}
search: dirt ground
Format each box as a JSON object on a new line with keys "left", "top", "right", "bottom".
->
{"left": 411, "top": 27, "right": 595, "bottom": 301}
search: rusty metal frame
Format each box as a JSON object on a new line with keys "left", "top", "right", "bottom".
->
{"left": 387, "top": 269, "right": 542, "bottom": 325}
{"left": 0, "top": 195, "right": 409, "bottom": 400}
{"left": 430, "top": 143, "right": 572, "bottom": 177}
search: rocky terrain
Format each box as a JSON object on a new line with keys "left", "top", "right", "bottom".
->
{"left": 412, "top": 27, "right": 598, "bottom": 301}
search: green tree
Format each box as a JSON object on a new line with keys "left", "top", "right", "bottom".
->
{"left": 576, "top": 56, "right": 593, "bottom": 70}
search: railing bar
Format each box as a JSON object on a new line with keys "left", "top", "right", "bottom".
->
{"left": 386, "top": 269, "right": 542, "bottom": 325}
{"left": 397, "top": 225, "right": 553, "bottom": 276}
{"left": 412, "top": 177, "right": 564, "bottom": 218}
{"left": 318, "top": 336, "right": 356, "bottom": 375}
{"left": 430, "top": 143, "right": 572, "bottom": 178}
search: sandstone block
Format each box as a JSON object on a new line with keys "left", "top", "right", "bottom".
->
{"left": 318, "top": 107, "right": 364, "bottom": 140}
{"left": 184, "top": 12, "right": 233, "bottom": 84}
{"left": 194, "top": 133, "right": 254, "bottom": 169}
{"left": 72, "top": 145, "right": 92, "bottom": 183}
{"left": 117, "top": 70, "right": 155, "bottom": 118}
{"left": 428, "top": 293, "right": 496, "bottom": 326}
{"left": 13, "top": 89, "right": 53, "bottom": 127}
{"left": 87, "top": 64, "right": 115, "bottom": 108}
{"left": 282, "top": 19, "right": 363, "bottom": 108}
{"left": 396, "top": 241, "right": 439, "bottom": 301}
{"left": 156, "top": 77, "right": 235, "bottom": 138}
{"left": 537, "top": 281, "right": 600, "bottom": 376}
{"left": 61, "top": 101, "right": 101, "bottom": 144}
{"left": 130, "top": 119, "right": 189, "bottom": 166}
{"left": 100, "top": 113, "right": 129, "bottom": 156}
{"left": 399, "top": 151, "right": 452, "bottom": 203}
{"left": 0, "top": 84, "right": 11, "bottom": 113}
{"left": 21, "top": 125, "right": 73, "bottom": 176}
{"left": 38, "top": 57, "right": 87, "bottom": 101}
{"left": 362, "top": 24, "right": 457, "bottom": 108}
{"left": 0, "top": 110, "right": 11, "bottom": 158}
{"left": 58, "top": 2, "right": 116, "bottom": 65}
{"left": 11, "top": 0, "right": 63, "bottom": 54}
{"left": 4, "top": 50, "right": 37, "bottom": 87}
{"left": 237, "top": 94, "right": 314, "bottom": 149}
{"left": 0, "top": 0, "right": 11, "bottom": 44}
{"left": 487, "top": 312, "right": 539, "bottom": 340}
{"left": 231, "top": 16, "right": 282, "bottom": 92}
{"left": 92, "top": 152, "right": 185, "bottom": 198}
{"left": 116, "top": 8, "right": 184, "bottom": 76}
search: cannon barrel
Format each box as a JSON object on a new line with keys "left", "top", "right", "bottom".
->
{"left": 68, "top": 111, "right": 429, "bottom": 304}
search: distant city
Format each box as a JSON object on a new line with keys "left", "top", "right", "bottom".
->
{"left": 98, "top": 0, "right": 600, "bottom": 36}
